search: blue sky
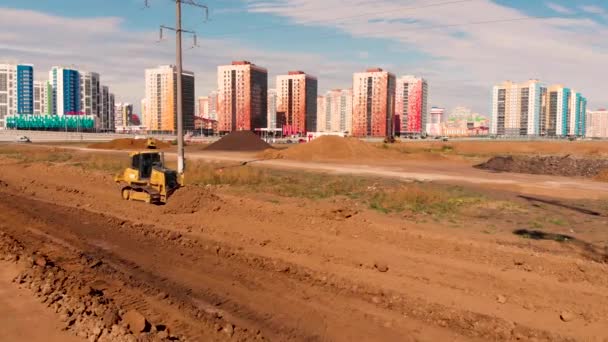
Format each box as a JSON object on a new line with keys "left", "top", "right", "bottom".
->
{"left": 0, "top": 0, "right": 606, "bottom": 114}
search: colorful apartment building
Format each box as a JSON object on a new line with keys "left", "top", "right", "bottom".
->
{"left": 144, "top": 65, "right": 195, "bottom": 133}
{"left": 352, "top": 68, "right": 396, "bottom": 137}
{"left": 217, "top": 61, "right": 268, "bottom": 133}
{"left": 276, "top": 71, "right": 318, "bottom": 135}
{"left": 395, "top": 75, "right": 428, "bottom": 136}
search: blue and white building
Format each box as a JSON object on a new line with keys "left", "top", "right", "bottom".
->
{"left": 492, "top": 80, "right": 587, "bottom": 137}
{"left": 0, "top": 63, "right": 35, "bottom": 128}
{"left": 49, "top": 66, "right": 81, "bottom": 116}
{"left": 16, "top": 64, "right": 34, "bottom": 115}
{"left": 568, "top": 92, "right": 587, "bottom": 137}
{"left": 491, "top": 79, "right": 545, "bottom": 136}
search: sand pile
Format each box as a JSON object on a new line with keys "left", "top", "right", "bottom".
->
{"left": 88, "top": 138, "right": 171, "bottom": 150}
{"left": 476, "top": 155, "right": 608, "bottom": 178}
{"left": 261, "top": 136, "right": 393, "bottom": 162}
{"left": 205, "top": 131, "right": 272, "bottom": 152}
{"left": 163, "top": 186, "right": 223, "bottom": 214}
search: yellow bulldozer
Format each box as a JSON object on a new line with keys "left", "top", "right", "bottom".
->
{"left": 114, "top": 139, "right": 183, "bottom": 204}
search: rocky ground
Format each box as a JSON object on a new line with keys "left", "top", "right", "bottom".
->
{"left": 476, "top": 155, "right": 608, "bottom": 178}
{"left": 1, "top": 148, "right": 608, "bottom": 341}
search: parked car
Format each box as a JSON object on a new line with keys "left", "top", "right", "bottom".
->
{"left": 298, "top": 138, "right": 306, "bottom": 143}
{"left": 16, "top": 135, "right": 31, "bottom": 143}
{"left": 442, "top": 137, "right": 449, "bottom": 142}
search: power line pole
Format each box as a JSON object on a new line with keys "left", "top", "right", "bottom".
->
{"left": 145, "top": 0, "right": 208, "bottom": 174}
{"left": 175, "top": 0, "right": 184, "bottom": 174}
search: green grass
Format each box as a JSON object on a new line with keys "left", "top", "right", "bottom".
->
{"left": 548, "top": 218, "right": 567, "bottom": 226}
{"left": 0, "top": 147, "right": 128, "bottom": 172}
{"left": 0, "top": 147, "right": 490, "bottom": 219}
{"left": 185, "top": 161, "right": 485, "bottom": 218}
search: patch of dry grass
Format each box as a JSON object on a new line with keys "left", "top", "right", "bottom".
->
{"left": 186, "top": 160, "right": 484, "bottom": 217}
{"left": 0, "top": 146, "right": 128, "bottom": 172}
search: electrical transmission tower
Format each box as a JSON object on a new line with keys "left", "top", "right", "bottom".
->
{"left": 144, "top": 0, "right": 208, "bottom": 174}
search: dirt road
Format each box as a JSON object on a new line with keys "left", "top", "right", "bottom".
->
{"left": 1, "top": 156, "right": 608, "bottom": 341}
{"left": 21, "top": 143, "right": 608, "bottom": 200}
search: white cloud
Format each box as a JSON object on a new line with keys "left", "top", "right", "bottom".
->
{"left": 580, "top": 5, "right": 607, "bottom": 15}
{"left": 0, "top": 7, "right": 365, "bottom": 113}
{"left": 546, "top": 2, "right": 574, "bottom": 15}
{"left": 246, "top": 0, "right": 608, "bottom": 112}
{"left": 580, "top": 4, "right": 608, "bottom": 22}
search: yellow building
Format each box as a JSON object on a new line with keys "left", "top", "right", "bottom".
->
{"left": 144, "top": 65, "right": 195, "bottom": 133}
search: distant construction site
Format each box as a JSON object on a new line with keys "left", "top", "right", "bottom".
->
{"left": 1, "top": 133, "right": 608, "bottom": 342}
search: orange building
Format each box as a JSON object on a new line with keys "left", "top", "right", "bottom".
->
{"left": 217, "top": 61, "right": 268, "bottom": 134}
{"left": 276, "top": 71, "right": 318, "bottom": 135}
{"left": 352, "top": 68, "right": 396, "bottom": 137}
{"left": 144, "top": 65, "right": 195, "bottom": 133}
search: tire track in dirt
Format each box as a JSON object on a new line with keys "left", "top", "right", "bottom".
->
{"left": 0, "top": 190, "right": 591, "bottom": 341}
{"left": 0, "top": 191, "right": 455, "bottom": 341}
{"left": 1, "top": 156, "right": 607, "bottom": 341}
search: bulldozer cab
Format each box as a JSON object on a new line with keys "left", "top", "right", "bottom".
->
{"left": 131, "top": 152, "right": 163, "bottom": 179}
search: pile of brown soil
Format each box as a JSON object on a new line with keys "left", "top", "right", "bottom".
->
{"left": 261, "top": 136, "right": 396, "bottom": 162}
{"left": 476, "top": 155, "right": 608, "bottom": 178}
{"left": 163, "top": 186, "right": 223, "bottom": 214}
{"left": 205, "top": 131, "right": 272, "bottom": 152}
{"left": 88, "top": 138, "right": 171, "bottom": 150}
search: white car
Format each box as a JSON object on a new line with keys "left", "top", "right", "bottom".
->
{"left": 16, "top": 136, "right": 31, "bottom": 143}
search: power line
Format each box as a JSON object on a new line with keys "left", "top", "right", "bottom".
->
{"left": 144, "top": 0, "right": 209, "bottom": 174}
{"left": 215, "top": 0, "right": 477, "bottom": 38}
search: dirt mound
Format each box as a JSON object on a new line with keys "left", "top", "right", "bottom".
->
{"left": 163, "top": 186, "right": 223, "bottom": 214}
{"left": 88, "top": 138, "right": 171, "bottom": 150}
{"left": 205, "top": 131, "right": 271, "bottom": 152}
{"left": 262, "top": 136, "right": 394, "bottom": 161}
{"left": 476, "top": 155, "right": 608, "bottom": 178}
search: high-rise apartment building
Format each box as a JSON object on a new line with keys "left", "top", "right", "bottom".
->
{"left": 267, "top": 89, "right": 277, "bottom": 129}
{"left": 49, "top": 67, "right": 81, "bottom": 116}
{"left": 144, "top": 65, "right": 195, "bottom": 133}
{"left": 568, "top": 91, "right": 587, "bottom": 137}
{"left": 16, "top": 64, "right": 34, "bottom": 115}
{"left": 0, "top": 63, "right": 35, "bottom": 127}
{"left": 217, "top": 61, "right": 267, "bottom": 133}
{"left": 33, "top": 81, "right": 52, "bottom": 115}
{"left": 109, "top": 93, "right": 115, "bottom": 131}
{"left": 99, "top": 85, "right": 109, "bottom": 130}
{"left": 197, "top": 96, "right": 210, "bottom": 118}
{"left": 276, "top": 71, "right": 318, "bottom": 134}
{"left": 79, "top": 71, "right": 100, "bottom": 117}
{"left": 317, "top": 89, "right": 352, "bottom": 133}
{"left": 352, "top": 68, "right": 396, "bottom": 137}
{"left": 586, "top": 109, "right": 608, "bottom": 138}
{"left": 492, "top": 80, "right": 587, "bottom": 137}
{"left": 0, "top": 64, "right": 16, "bottom": 127}
{"left": 546, "top": 85, "right": 571, "bottom": 136}
{"left": 395, "top": 75, "right": 428, "bottom": 136}
{"left": 491, "top": 80, "right": 545, "bottom": 136}
{"left": 114, "top": 103, "right": 133, "bottom": 129}
{"left": 316, "top": 95, "right": 326, "bottom": 132}
{"left": 208, "top": 91, "right": 218, "bottom": 121}
{"left": 426, "top": 107, "right": 444, "bottom": 136}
